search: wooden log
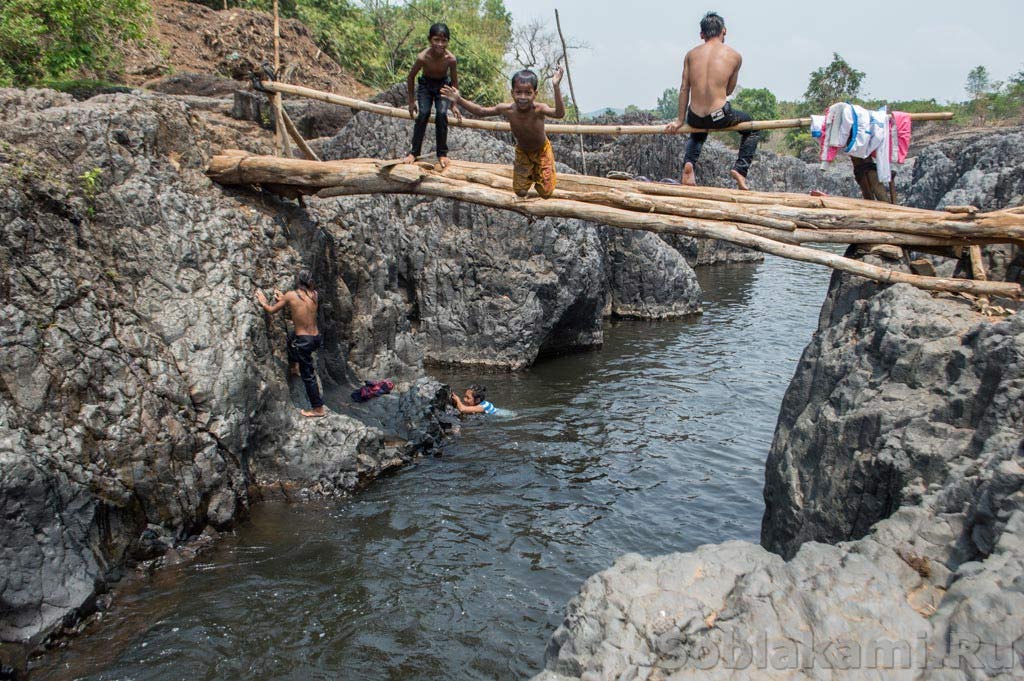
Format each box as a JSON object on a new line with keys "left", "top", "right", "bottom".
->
{"left": 256, "top": 80, "right": 955, "bottom": 136}
{"left": 206, "top": 154, "right": 1024, "bottom": 246}
{"left": 969, "top": 245, "right": 988, "bottom": 282}
{"left": 206, "top": 152, "right": 1021, "bottom": 299}
{"left": 445, "top": 160, "right": 1024, "bottom": 241}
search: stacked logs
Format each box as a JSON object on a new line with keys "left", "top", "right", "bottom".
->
{"left": 207, "top": 152, "right": 1024, "bottom": 300}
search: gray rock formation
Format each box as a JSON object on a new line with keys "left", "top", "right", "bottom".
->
{"left": 904, "top": 127, "right": 1024, "bottom": 211}
{"left": 0, "top": 83, "right": 703, "bottom": 658}
{"left": 902, "top": 126, "right": 1024, "bottom": 286}
{"left": 534, "top": 281, "right": 1024, "bottom": 680}
{"left": 0, "top": 89, "right": 450, "bottom": 652}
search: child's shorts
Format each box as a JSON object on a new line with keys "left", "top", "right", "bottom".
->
{"left": 513, "top": 139, "right": 557, "bottom": 198}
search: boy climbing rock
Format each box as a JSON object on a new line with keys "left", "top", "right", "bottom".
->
{"left": 442, "top": 67, "right": 565, "bottom": 198}
{"left": 255, "top": 270, "right": 325, "bottom": 418}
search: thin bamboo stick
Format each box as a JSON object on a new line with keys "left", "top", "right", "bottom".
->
{"left": 554, "top": 9, "right": 586, "bottom": 174}
{"left": 280, "top": 108, "right": 320, "bottom": 161}
{"left": 255, "top": 80, "right": 955, "bottom": 136}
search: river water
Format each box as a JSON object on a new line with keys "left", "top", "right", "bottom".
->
{"left": 35, "top": 255, "right": 834, "bottom": 680}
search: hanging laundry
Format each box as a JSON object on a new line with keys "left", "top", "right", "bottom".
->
{"left": 815, "top": 103, "right": 914, "bottom": 184}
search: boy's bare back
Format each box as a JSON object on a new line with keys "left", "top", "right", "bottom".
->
{"left": 684, "top": 41, "right": 742, "bottom": 117}
{"left": 284, "top": 289, "right": 318, "bottom": 336}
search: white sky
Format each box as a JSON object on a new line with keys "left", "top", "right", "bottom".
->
{"left": 500, "top": 0, "right": 1024, "bottom": 109}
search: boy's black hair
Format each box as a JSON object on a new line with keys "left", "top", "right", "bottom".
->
{"left": 510, "top": 70, "right": 539, "bottom": 91}
{"left": 469, "top": 384, "right": 487, "bottom": 404}
{"left": 700, "top": 11, "right": 725, "bottom": 38}
{"left": 295, "top": 269, "right": 316, "bottom": 291}
{"left": 429, "top": 23, "right": 450, "bottom": 40}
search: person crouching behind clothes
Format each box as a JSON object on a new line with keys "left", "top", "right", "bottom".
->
{"left": 255, "top": 270, "right": 326, "bottom": 418}
{"left": 442, "top": 67, "right": 565, "bottom": 198}
{"left": 451, "top": 384, "right": 497, "bottom": 415}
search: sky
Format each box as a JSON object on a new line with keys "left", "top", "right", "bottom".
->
{"left": 499, "top": 0, "right": 1024, "bottom": 110}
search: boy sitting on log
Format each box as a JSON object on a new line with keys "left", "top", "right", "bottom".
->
{"left": 441, "top": 67, "right": 565, "bottom": 198}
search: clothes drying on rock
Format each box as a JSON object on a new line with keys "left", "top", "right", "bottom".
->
{"left": 351, "top": 379, "right": 394, "bottom": 402}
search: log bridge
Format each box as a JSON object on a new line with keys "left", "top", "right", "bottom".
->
{"left": 207, "top": 152, "right": 1024, "bottom": 300}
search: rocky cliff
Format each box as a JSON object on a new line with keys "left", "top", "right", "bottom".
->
{"left": 532, "top": 128, "right": 1024, "bottom": 680}
{"left": 0, "top": 82, "right": 705, "bottom": 661}
{"left": 534, "top": 280, "right": 1023, "bottom": 681}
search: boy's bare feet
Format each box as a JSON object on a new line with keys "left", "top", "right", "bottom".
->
{"left": 300, "top": 407, "right": 326, "bottom": 418}
{"left": 438, "top": 156, "right": 450, "bottom": 170}
{"left": 681, "top": 162, "right": 696, "bottom": 186}
{"left": 402, "top": 154, "right": 416, "bottom": 164}
{"left": 730, "top": 169, "right": 749, "bottom": 191}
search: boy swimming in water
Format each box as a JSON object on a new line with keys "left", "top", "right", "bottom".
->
{"left": 451, "top": 385, "right": 497, "bottom": 415}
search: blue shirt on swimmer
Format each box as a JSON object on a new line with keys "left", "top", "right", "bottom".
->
{"left": 479, "top": 400, "right": 497, "bottom": 415}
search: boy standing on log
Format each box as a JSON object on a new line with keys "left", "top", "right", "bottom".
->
{"left": 665, "top": 11, "right": 759, "bottom": 190}
{"left": 403, "top": 23, "right": 459, "bottom": 170}
{"left": 442, "top": 67, "right": 565, "bottom": 198}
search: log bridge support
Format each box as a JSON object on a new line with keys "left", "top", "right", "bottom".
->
{"left": 207, "top": 152, "right": 1024, "bottom": 300}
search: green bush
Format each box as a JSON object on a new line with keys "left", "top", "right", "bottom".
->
{"left": 216, "top": 0, "right": 512, "bottom": 104}
{"left": 0, "top": 0, "right": 150, "bottom": 86}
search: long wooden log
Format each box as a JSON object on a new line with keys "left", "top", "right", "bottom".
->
{"left": 257, "top": 80, "right": 954, "bottom": 136}
{"left": 444, "top": 160, "right": 1024, "bottom": 239}
{"left": 206, "top": 153, "right": 1021, "bottom": 299}
{"left": 209, "top": 154, "right": 1023, "bottom": 245}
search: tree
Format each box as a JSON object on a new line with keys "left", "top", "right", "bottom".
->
{"left": 0, "top": 0, "right": 150, "bottom": 86}
{"left": 656, "top": 87, "right": 678, "bottom": 120}
{"left": 508, "top": 16, "right": 585, "bottom": 104}
{"left": 732, "top": 86, "right": 777, "bottom": 122}
{"left": 803, "top": 52, "right": 865, "bottom": 113}
{"left": 965, "top": 65, "right": 990, "bottom": 99}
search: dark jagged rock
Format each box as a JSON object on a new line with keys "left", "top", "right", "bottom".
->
{"left": 0, "top": 89, "right": 449, "bottom": 648}
{"left": 534, "top": 277, "right": 1024, "bottom": 680}
{"left": 0, "top": 83, "right": 701, "bottom": 651}
{"left": 903, "top": 126, "right": 1024, "bottom": 211}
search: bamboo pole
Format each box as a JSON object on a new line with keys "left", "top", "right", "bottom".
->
{"left": 280, "top": 108, "right": 320, "bottom": 161}
{"left": 206, "top": 153, "right": 1022, "bottom": 299}
{"left": 255, "top": 80, "right": 955, "bottom": 136}
{"left": 271, "top": 0, "right": 292, "bottom": 158}
{"left": 555, "top": 9, "right": 586, "bottom": 174}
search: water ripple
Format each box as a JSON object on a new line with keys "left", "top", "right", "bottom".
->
{"left": 36, "top": 255, "right": 835, "bottom": 681}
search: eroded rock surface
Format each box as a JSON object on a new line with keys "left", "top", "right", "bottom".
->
{"left": 0, "top": 89, "right": 449, "bottom": 648}
{"left": 535, "top": 282, "right": 1024, "bottom": 680}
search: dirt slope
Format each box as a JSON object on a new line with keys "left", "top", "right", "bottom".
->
{"left": 120, "top": 0, "right": 374, "bottom": 98}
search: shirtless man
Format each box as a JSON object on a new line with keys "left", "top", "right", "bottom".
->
{"left": 665, "top": 12, "right": 759, "bottom": 190}
{"left": 256, "top": 270, "right": 325, "bottom": 417}
{"left": 403, "top": 23, "right": 459, "bottom": 169}
{"left": 442, "top": 67, "right": 564, "bottom": 198}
